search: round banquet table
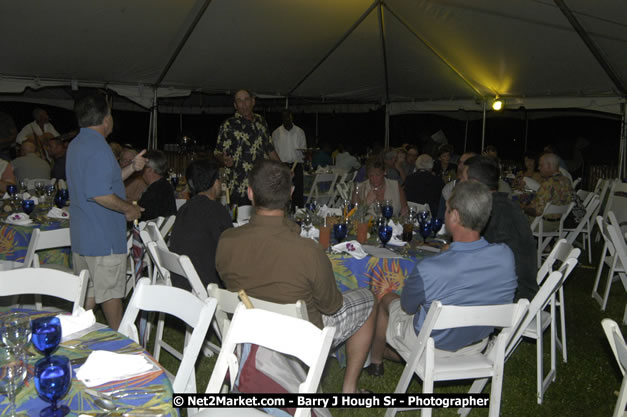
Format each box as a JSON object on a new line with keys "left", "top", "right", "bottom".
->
{"left": 0, "top": 204, "right": 71, "bottom": 267}
{"left": 0, "top": 309, "right": 178, "bottom": 417}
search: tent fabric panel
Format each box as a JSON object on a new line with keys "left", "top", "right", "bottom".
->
{"left": 0, "top": 0, "right": 198, "bottom": 84}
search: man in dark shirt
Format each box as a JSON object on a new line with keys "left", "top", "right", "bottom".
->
{"left": 404, "top": 154, "right": 444, "bottom": 216}
{"left": 138, "top": 150, "right": 176, "bottom": 220}
{"left": 169, "top": 158, "right": 232, "bottom": 289}
{"left": 464, "top": 156, "right": 538, "bottom": 301}
{"left": 47, "top": 136, "right": 67, "bottom": 180}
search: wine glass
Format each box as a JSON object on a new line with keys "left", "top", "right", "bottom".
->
{"left": 31, "top": 316, "right": 62, "bottom": 357}
{"left": 432, "top": 218, "right": 443, "bottom": 237}
{"left": 6, "top": 184, "right": 17, "bottom": 196}
{"left": 305, "top": 199, "right": 317, "bottom": 213}
{"left": 302, "top": 212, "right": 313, "bottom": 235}
{"left": 419, "top": 221, "right": 432, "bottom": 241}
{"left": 1, "top": 313, "right": 32, "bottom": 355}
{"left": 34, "top": 356, "right": 72, "bottom": 417}
{"left": 53, "top": 193, "right": 66, "bottom": 209}
{"left": 381, "top": 199, "right": 393, "bottom": 220}
{"left": 378, "top": 225, "right": 393, "bottom": 248}
{"left": 419, "top": 210, "right": 429, "bottom": 223}
{"left": 21, "top": 200, "right": 35, "bottom": 215}
{"left": 34, "top": 181, "right": 45, "bottom": 198}
{"left": 333, "top": 223, "right": 347, "bottom": 243}
{"left": 58, "top": 189, "right": 69, "bottom": 201}
{"left": 0, "top": 348, "right": 28, "bottom": 417}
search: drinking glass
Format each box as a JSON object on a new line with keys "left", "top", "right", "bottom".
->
{"left": 333, "top": 223, "right": 347, "bottom": 243}
{"left": 31, "top": 316, "right": 62, "bottom": 357}
{"left": 7, "top": 184, "right": 17, "bottom": 195}
{"left": 305, "top": 199, "right": 317, "bottom": 213}
{"left": 58, "top": 189, "right": 69, "bottom": 201}
{"left": 419, "top": 221, "right": 432, "bottom": 241}
{"left": 171, "top": 174, "right": 179, "bottom": 189}
{"left": 0, "top": 348, "right": 28, "bottom": 417}
{"left": 1, "top": 313, "right": 32, "bottom": 354}
{"left": 432, "top": 218, "right": 443, "bottom": 237}
{"left": 18, "top": 180, "right": 27, "bottom": 194}
{"left": 381, "top": 199, "right": 393, "bottom": 220}
{"left": 402, "top": 223, "right": 414, "bottom": 242}
{"left": 378, "top": 225, "right": 393, "bottom": 248}
{"left": 34, "top": 181, "right": 45, "bottom": 198}
{"left": 34, "top": 356, "right": 72, "bottom": 417}
{"left": 53, "top": 193, "right": 66, "bottom": 209}
{"left": 21, "top": 200, "right": 35, "bottom": 215}
{"left": 302, "top": 212, "right": 313, "bottom": 234}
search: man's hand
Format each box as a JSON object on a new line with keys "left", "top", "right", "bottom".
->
{"left": 132, "top": 149, "right": 148, "bottom": 172}
{"left": 125, "top": 203, "right": 144, "bottom": 222}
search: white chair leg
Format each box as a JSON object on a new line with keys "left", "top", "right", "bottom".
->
{"left": 558, "top": 288, "right": 567, "bottom": 363}
{"left": 458, "top": 378, "right": 489, "bottom": 417}
{"left": 624, "top": 304, "right": 627, "bottom": 326}
{"left": 536, "top": 318, "right": 544, "bottom": 404}
{"left": 488, "top": 371, "right": 504, "bottom": 417}
{"left": 613, "top": 375, "right": 627, "bottom": 417}
{"left": 592, "top": 244, "right": 608, "bottom": 306}
{"left": 153, "top": 311, "right": 166, "bottom": 362}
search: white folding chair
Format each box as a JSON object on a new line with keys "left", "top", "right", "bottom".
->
{"left": 535, "top": 239, "right": 581, "bottom": 365}
{"left": 564, "top": 194, "right": 599, "bottom": 264}
{"left": 0, "top": 228, "right": 40, "bottom": 271}
{"left": 385, "top": 299, "right": 529, "bottom": 417}
{"left": 207, "top": 283, "right": 308, "bottom": 343}
{"left": 572, "top": 177, "right": 581, "bottom": 189}
{"left": 459, "top": 270, "right": 565, "bottom": 416}
{"left": 175, "top": 199, "right": 187, "bottom": 211}
{"left": 602, "top": 318, "right": 627, "bottom": 417}
{"left": 200, "top": 303, "right": 334, "bottom": 417}
{"left": 595, "top": 178, "right": 613, "bottom": 242}
{"left": 530, "top": 202, "right": 574, "bottom": 267}
{"left": 145, "top": 241, "right": 208, "bottom": 365}
{"left": 125, "top": 221, "right": 148, "bottom": 297}
{"left": 32, "top": 228, "right": 72, "bottom": 271}
{"left": 592, "top": 212, "right": 627, "bottom": 311}
{"left": 304, "top": 172, "right": 339, "bottom": 206}
{"left": 118, "top": 278, "right": 216, "bottom": 395}
{"left": 0, "top": 268, "right": 88, "bottom": 314}
{"left": 236, "top": 205, "right": 253, "bottom": 224}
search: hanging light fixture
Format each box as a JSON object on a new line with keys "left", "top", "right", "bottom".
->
{"left": 492, "top": 97, "right": 504, "bottom": 111}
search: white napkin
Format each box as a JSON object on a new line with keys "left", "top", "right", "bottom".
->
{"left": 57, "top": 308, "right": 96, "bottom": 340}
{"left": 2, "top": 192, "right": 8, "bottom": 199}
{"left": 523, "top": 177, "right": 541, "bottom": 192}
{"left": 384, "top": 220, "right": 407, "bottom": 247}
{"left": 76, "top": 350, "right": 154, "bottom": 387}
{"left": 332, "top": 240, "right": 368, "bottom": 259}
{"left": 300, "top": 226, "right": 320, "bottom": 239}
{"left": 22, "top": 192, "right": 31, "bottom": 199}
{"left": 47, "top": 207, "right": 70, "bottom": 219}
{"left": 387, "top": 237, "right": 408, "bottom": 247}
{"left": 318, "top": 205, "right": 342, "bottom": 217}
{"left": 4, "top": 213, "right": 32, "bottom": 225}
{"left": 57, "top": 179, "right": 66, "bottom": 189}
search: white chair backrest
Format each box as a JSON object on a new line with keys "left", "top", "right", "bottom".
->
{"left": 118, "top": 278, "right": 216, "bottom": 393}
{"left": 530, "top": 202, "right": 574, "bottom": 232}
{"left": 159, "top": 214, "right": 176, "bottom": 239}
{"left": 32, "top": 228, "right": 73, "bottom": 268}
{"left": 207, "top": 283, "right": 308, "bottom": 339}
{"left": 0, "top": 268, "right": 88, "bottom": 314}
{"left": 537, "top": 239, "right": 580, "bottom": 284}
{"left": 236, "top": 205, "right": 253, "bottom": 223}
{"left": 506, "top": 269, "right": 566, "bottom": 356}
{"left": 176, "top": 199, "right": 187, "bottom": 211}
{"left": 205, "top": 303, "right": 335, "bottom": 414}
{"left": 140, "top": 222, "right": 168, "bottom": 250}
{"left": 606, "top": 214, "right": 627, "bottom": 278}
{"left": 147, "top": 241, "right": 208, "bottom": 299}
{"left": 601, "top": 318, "right": 627, "bottom": 376}
{"left": 408, "top": 201, "right": 430, "bottom": 215}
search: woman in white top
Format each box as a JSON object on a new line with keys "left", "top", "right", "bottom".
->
{"left": 353, "top": 157, "right": 408, "bottom": 218}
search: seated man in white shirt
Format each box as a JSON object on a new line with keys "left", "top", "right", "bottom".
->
{"left": 335, "top": 144, "right": 361, "bottom": 172}
{"left": 16, "top": 108, "right": 60, "bottom": 145}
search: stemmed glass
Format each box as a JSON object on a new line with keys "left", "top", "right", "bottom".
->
{"left": 18, "top": 180, "right": 27, "bottom": 194}
{"left": 305, "top": 199, "right": 317, "bottom": 213}
{"left": 0, "top": 347, "right": 28, "bottom": 417}
{"left": 432, "top": 218, "right": 443, "bottom": 237}
{"left": 34, "top": 181, "right": 45, "bottom": 198}
{"left": 333, "top": 223, "right": 347, "bottom": 243}
{"left": 31, "top": 316, "right": 62, "bottom": 357}
{"left": 6, "top": 184, "right": 17, "bottom": 196}
{"left": 381, "top": 199, "right": 393, "bottom": 221}
{"left": 378, "top": 225, "right": 393, "bottom": 248}
{"left": 21, "top": 200, "right": 35, "bottom": 215}
{"left": 58, "top": 189, "right": 69, "bottom": 201}
{"left": 34, "top": 356, "right": 72, "bottom": 417}
{"left": 302, "top": 212, "right": 313, "bottom": 235}
{"left": 1, "top": 313, "right": 32, "bottom": 355}
{"left": 53, "top": 192, "right": 66, "bottom": 209}
{"left": 419, "top": 221, "right": 432, "bottom": 242}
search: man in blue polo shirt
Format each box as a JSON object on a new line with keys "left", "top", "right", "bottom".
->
{"left": 67, "top": 91, "right": 146, "bottom": 330}
{"left": 366, "top": 180, "right": 517, "bottom": 376}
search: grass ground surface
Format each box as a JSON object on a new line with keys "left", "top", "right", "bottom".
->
{"left": 122, "top": 241, "right": 625, "bottom": 416}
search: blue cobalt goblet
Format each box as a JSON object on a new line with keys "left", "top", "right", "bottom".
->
{"left": 432, "top": 218, "right": 443, "bottom": 237}
{"left": 378, "top": 225, "right": 393, "bottom": 248}
{"left": 419, "top": 210, "right": 429, "bottom": 222}
{"left": 34, "top": 356, "right": 71, "bottom": 417}
{"left": 31, "top": 316, "right": 62, "bottom": 357}
{"left": 22, "top": 199, "right": 35, "bottom": 215}
{"left": 6, "top": 184, "right": 17, "bottom": 195}
{"left": 305, "top": 199, "right": 317, "bottom": 213}
{"left": 58, "top": 189, "right": 69, "bottom": 201}
{"left": 419, "top": 221, "right": 432, "bottom": 241}
{"left": 54, "top": 194, "right": 66, "bottom": 209}
{"left": 333, "top": 223, "right": 347, "bottom": 243}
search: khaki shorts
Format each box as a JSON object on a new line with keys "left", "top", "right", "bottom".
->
{"left": 386, "top": 299, "right": 488, "bottom": 360}
{"left": 73, "top": 252, "right": 127, "bottom": 304}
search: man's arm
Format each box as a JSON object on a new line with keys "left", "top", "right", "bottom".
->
{"left": 269, "top": 150, "right": 281, "bottom": 162}
{"left": 400, "top": 266, "right": 427, "bottom": 315}
{"left": 120, "top": 149, "right": 147, "bottom": 181}
{"left": 92, "top": 194, "right": 143, "bottom": 221}
{"left": 0, "top": 162, "right": 16, "bottom": 193}
{"left": 311, "top": 248, "right": 344, "bottom": 315}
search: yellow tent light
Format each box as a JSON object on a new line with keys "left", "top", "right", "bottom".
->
{"left": 492, "top": 98, "right": 503, "bottom": 111}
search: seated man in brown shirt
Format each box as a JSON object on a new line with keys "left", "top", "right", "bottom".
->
{"left": 216, "top": 159, "right": 377, "bottom": 394}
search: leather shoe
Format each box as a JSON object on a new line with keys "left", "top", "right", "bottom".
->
{"left": 365, "top": 362, "right": 384, "bottom": 377}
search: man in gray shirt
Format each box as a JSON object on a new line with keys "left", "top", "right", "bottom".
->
{"left": 11, "top": 141, "right": 51, "bottom": 182}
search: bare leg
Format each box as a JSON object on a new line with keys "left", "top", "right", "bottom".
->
{"left": 342, "top": 298, "right": 378, "bottom": 393}
{"left": 84, "top": 296, "right": 96, "bottom": 311}
{"left": 370, "top": 293, "right": 400, "bottom": 365}
{"left": 101, "top": 298, "right": 123, "bottom": 331}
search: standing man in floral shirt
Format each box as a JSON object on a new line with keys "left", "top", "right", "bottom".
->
{"left": 215, "top": 89, "right": 280, "bottom": 206}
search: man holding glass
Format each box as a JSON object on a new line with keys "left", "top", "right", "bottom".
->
{"left": 67, "top": 91, "right": 146, "bottom": 331}
{"left": 216, "top": 159, "right": 377, "bottom": 394}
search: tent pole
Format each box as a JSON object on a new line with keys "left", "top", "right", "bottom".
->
{"left": 481, "top": 100, "right": 486, "bottom": 152}
{"left": 385, "top": 104, "right": 390, "bottom": 150}
{"left": 151, "top": 89, "right": 158, "bottom": 150}
{"left": 148, "top": 107, "right": 153, "bottom": 149}
{"left": 315, "top": 112, "right": 319, "bottom": 144}
{"left": 463, "top": 117, "right": 468, "bottom": 153}
{"left": 524, "top": 111, "right": 529, "bottom": 152}
{"left": 619, "top": 102, "right": 626, "bottom": 178}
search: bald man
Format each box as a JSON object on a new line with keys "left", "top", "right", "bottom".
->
{"left": 11, "top": 141, "right": 51, "bottom": 182}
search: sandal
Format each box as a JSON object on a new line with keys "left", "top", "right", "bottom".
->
{"left": 365, "top": 362, "right": 384, "bottom": 377}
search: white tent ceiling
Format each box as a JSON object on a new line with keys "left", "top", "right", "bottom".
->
{"left": 1, "top": 0, "right": 625, "bottom": 113}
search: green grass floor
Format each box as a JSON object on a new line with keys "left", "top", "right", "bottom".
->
{"left": 117, "top": 241, "right": 626, "bottom": 417}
